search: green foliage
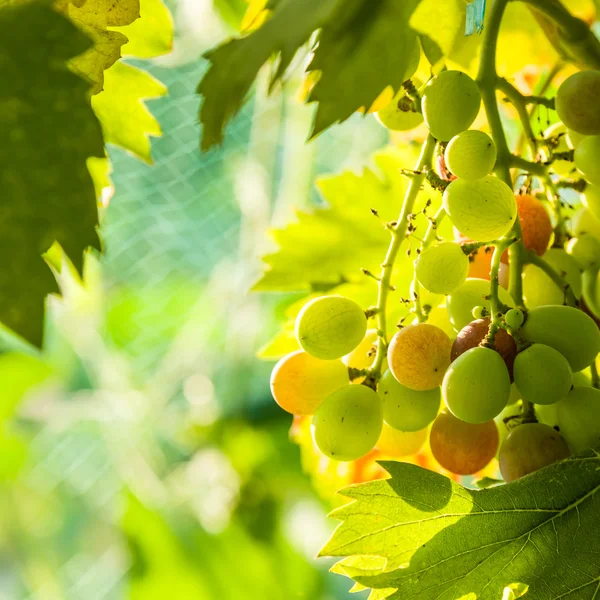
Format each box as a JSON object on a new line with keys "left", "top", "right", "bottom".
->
{"left": 321, "top": 454, "right": 600, "bottom": 599}
{"left": 0, "top": 2, "right": 103, "bottom": 346}
{"left": 116, "top": 0, "right": 173, "bottom": 58}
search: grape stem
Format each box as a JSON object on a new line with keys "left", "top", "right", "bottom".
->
{"left": 367, "top": 135, "right": 436, "bottom": 383}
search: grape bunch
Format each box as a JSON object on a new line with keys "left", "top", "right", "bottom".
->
{"left": 270, "top": 67, "right": 600, "bottom": 484}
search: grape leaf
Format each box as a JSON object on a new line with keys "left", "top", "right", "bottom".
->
{"left": 198, "top": 0, "right": 342, "bottom": 151}
{"left": 0, "top": 2, "right": 104, "bottom": 346}
{"left": 92, "top": 61, "right": 166, "bottom": 163}
{"left": 307, "top": 0, "right": 420, "bottom": 137}
{"left": 321, "top": 452, "right": 600, "bottom": 599}
{"left": 253, "top": 147, "right": 422, "bottom": 292}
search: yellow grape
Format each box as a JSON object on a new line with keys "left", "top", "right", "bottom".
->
{"left": 387, "top": 323, "right": 452, "bottom": 391}
{"left": 343, "top": 329, "right": 381, "bottom": 371}
{"left": 270, "top": 350, "right": 349, "bottom": 415}
{"left": 376, "top": 422, "right": 427, "bottom": 457}
{"left": 444, "top": 130, "right": 497, "bottom": 180}
{"left": 556, "top": 70, "right": 600, "bottom": 135}
{"left": 415, "top": 242, "right": 469, "bottom": 295}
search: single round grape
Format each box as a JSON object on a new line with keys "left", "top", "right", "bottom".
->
{"left": 378, "top": 369, "right": 440, "bottom": 432}
{"left": 501, "top": 195, "right": 552, "bottom": 263}
{"left": 444, "top": 130, "right": 497, "bottom": 180}
{"left": 421, "top": 71, "right": 481, "bottom": 142}
{"left": 415, "top": 242, "right": 469, "bottom": 295}
{"left": 376, "top": 86, "right": 424, "bottom": 131}
{"left": 296, "top": 296, "right": 367, "bottom": 360}
{"left": 312, "top": 385, "right": 383, "bottom": 461}
{"left": 499, "top": 423, "right": 570, "bottom": 482}
{"left": 558, "top": 385, "right": 600, "bottom": 452}
{"left": 556, "top": 70, "right": 600, "bottom": 135}
{"left": 521, "top": 305, "right": 600, "bottom": 372}
{"left": 575, "top": 135, "right": 600, "bottom": 186}
{"left": 513, "top": 344, "right": 573, "bottom": 406}
{"left": 543, "top": 122, "right": 574, "bottom": 177}
{"left": 522, "top": 248, "right": 582, "bottom": 309}
{"left": 430, "top": 410, "right": 499, "bottom": 475}
{"left": 459, "top": 237, "right": 494, "bottom": 279}
{"left": 451, "top": 317, "right": 517, "bottom": 378}
{"left": 376, "top": 422, "right": 427, "bottom": 457}
{"left": 443, "top": 176, "right": 517, "bottom": 242}
{"left": 387, "top": 323, "right": 452, "bottom": 391}
{"left": 472, "top": 305, "right": 485, "bottom": 319}
{"left": 443, "top": 347, "right": 511, "bottom": 423}
{"left": 567, "top": 128, "right": 586, "bottom": 149}
{"left": 270, "top": 350, "right": 349, "bottom": 415}
{"left": 567, "top": 234, "right": 600, "bottom": 270}
{"left": 583, "top": 184, "right": 600, "bottom": 222}
{"left": 447, "top": 278, "right": 514, "bottom": 331}
{"left": 505, "top": 308, "right": 524, "bottom": 329}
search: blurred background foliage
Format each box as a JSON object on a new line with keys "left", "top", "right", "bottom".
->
{"left": 1, "top": 0, "right": 599, "bottom": 598}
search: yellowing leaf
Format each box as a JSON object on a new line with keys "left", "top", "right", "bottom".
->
{"left": 92, "top": 61, "right": 166, "bottom": 163}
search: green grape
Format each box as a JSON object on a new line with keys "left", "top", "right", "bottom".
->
{"left": 447, "top": 278, "right": 514, "bottom": 331}
{"left": 442, "top": 176, "right": 517, "bottom": 242}
{"left": 505, "top": 308, "right": 524, "bottom": 329}
{"left": 543, "top": 123, "right": 574, "bottom": 178}
{"left": 376, "top": 422, "right": 427, "bottom": 457}
{"left": 424, "top": 305, "right": 456, "bottom": 337}
{"left": 570, "top": 207, "right": 600, "bottom": 240}
{"left": 558, "top": 385, "right": 600, "bottom": 452}
{"left": 573, "top": 370, "right": 592, "bottom": 386}
{"left": 402, "top": 37, "right": 421, "bottom": 82}
{"left": 312, "top": 385, "right": 383, "bottom": 461}
{"left": 521, "top": 305, "right": 600, "bottom": 371}
{"left": 442, "top": 347, "right": 511, "bottom": 424}
{"left": 270, "top": 350, "right": 349, "bottom": 415}
{"left": 567, "top": 128, "right": 586, "bottom": 149}
{"left": 507, "top": 383, "right": 521, "bottom": 406}
{"left": 556, "top": 70, "right": 600, "bottom": 135}
{"left": 444, "top": 130, "right": 497, "bottom": 180}
{"left": 513, "top": 344, "right": 573, "bottom": 406}
{"left": 421, "top": 71, "right": 481, "bottom": 142}
{"left": 378, "top": 369, "right": 440, "bottom": 432}
{"left": 583, "top": 184, "right": 600, "bottom": 222}
{"left": 430, "top": 410, "right": 499, "bottom": 475}
{"left": 499, "top": 423, "right": 570, "bottom": 482}
{"left": 376, "top": 82, "right": 424, "bottom": 131}
{"left": 522, "top": 248, "right": 582, "bottom": 309}
{"left": 535, "top": 402, "right": 559, "bottom": 429}
{"left": 296, "top": 295, "right": 367, "bottom": 360}
{"left": 387, "top": 323, "right": 452, "bottom": 391}
{"left": 575, "top": 135, "right": 600, "bottom": 186}
{"left": 415, "top": 242, "right": 469, "bottom": 294}
{"left": 472, "top": 305, "right": 485, "bottom": 319}
{"left": 566, "top": 234, "right": 600, "bottom": 269}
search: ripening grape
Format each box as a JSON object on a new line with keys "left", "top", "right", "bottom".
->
{"left": 522, "top": 248, "right": 582, "bottom": 309}
{"left": 505, "top": 308, "right": 524, "bottom": 329}
{"left": 459, "top": 238, "right": 494, "bottom": 279}
{"left": 376, "top": 84, "right": 424, "bottom": 131}
{"left": 447, "top": 278, "right": 514, "bottom": 331}
{"left": 296, "top": 296, "right": 367, "bottom": 360}
{"left": 415, "top": 242, "right": 469, "bottom": 294}
{"left": 270, "top": 350, "right": 349, "bottom": 415}
{"left": 501, "top": 195, "right": 552, "bottom": 262}
{"left": 543, "top": 123, "right": 574, "bottom": 177}
{"left": 521, "top": 305, "right": 600, "bottom": 371}
{"left": 555, "top": 70, "right": 600, "bottom": 135}
{"left": 387, "top": 323, "right": 452, "bottom": 391}
{"left": 344, "top": 329, "right": 387, "bottom": 373}
{"left": 443, "top": 176, "right": 517, "bottom": 242}
{"left": 376, "top": 422, "right": 428, "bottom": 457}
{"left": 443, "top": 347, "right": 511, "bottom": 423}
{"left": 430, "top": 410, "right": 499, "bottom": 475}
{"left": 583, "top": 184, "right": 600, "bottom": 222}
{"left": 499, "top": 423, "right": 571, "bottom": 482}
{"left": 567, "top": 128, "right": 586, "bottom": 149}
{"left": 575, "top": 135, "right": 600, "bottom": 186}
{"left": 558, "top": 385, "right": 600, "bottom": 452}
{"left": 513, "top": 344, "right": 573, "bottom": 406}
{"left": 444, "top": 130, "right": 497, "bottom": 180}
{"left": 421, "top": 71, "right": 481, "bottom": 142}
{"left": 567, "top": 234, "right": 600, "bottom": 269}
{"left": 378, "top": 369, "right": 440, "bottom": 432}
{"left": 312, "top": 385, "right": 383, "bottom": 461}
{"left": 451, "top": 317, "right": 517, "bottom": 378}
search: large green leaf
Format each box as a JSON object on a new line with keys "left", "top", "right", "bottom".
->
{"left": 0, "top": 2, "right": 104, "bottom": 346}
{"left": 92, "top": 61, "right": 166, "bottom": 163}
{"left": 198, "top": 0, "right": 342, "bottom": 151}
{"left": 321, "top": 452, "right": 600, "bottom": 599}
{"left": 307, "top": 0, "right": 420, "bottom": 137}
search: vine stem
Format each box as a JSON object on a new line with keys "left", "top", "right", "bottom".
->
{"left": 368, "top": 135, "right": 436, "bottom": 381}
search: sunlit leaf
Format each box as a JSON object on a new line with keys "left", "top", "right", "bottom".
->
{"left": 116, "top": 0, "right": 173, "bottom": 58}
